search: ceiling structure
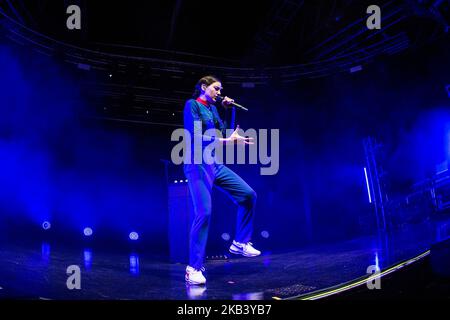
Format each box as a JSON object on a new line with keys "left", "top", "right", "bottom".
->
{"left": 0, "top": 0, "right": 448, "bottom": 126}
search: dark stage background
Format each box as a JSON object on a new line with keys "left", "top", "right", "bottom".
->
{"left": 0, "top": 1, "right": 449, "bottom": 258}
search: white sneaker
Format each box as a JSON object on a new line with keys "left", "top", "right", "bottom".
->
{"left": 185, "top": 266, "right": 206, "bottom": 285}
{"left": 229, "top": 240, "right": 261, "bottom": 257}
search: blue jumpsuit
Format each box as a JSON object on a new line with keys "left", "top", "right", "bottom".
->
{"left": 183, "top": 98, "right": 257, "bottom": 269}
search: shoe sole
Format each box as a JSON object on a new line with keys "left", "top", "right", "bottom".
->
{"left": 185, "top": 275, "right": 206, "bottom": 285}
{"left": 229, "top": 247, "right": 261, "bottom": 257}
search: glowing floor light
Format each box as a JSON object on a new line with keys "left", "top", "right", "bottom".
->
{"left": 364, "top": 167, "right": 372, "bottom": 203}
{"left": 42, "top": 221, "right": 51, "bottom": 230}
{"left": 221, "top": 233, "right": 230, "bottom": 241}
{"left": 129, "top": 253, "right": 140, "bottom": 275}
{"left": 261, "top": 231, "right": 270, "bottom": 239}
{"left": 84, "top": 249, "right": 92, "bottom": 269}
{"left": 83, "top": 227, "right": 93, "bottom": 237}
{"left": 41, "top": 242, "right": 50, "bottom": 263}
{"left": 129, "top": 231, "right": 139, "bottom": 241}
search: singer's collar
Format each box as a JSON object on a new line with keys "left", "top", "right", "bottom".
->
{"left": 196, "top": 97, "right": 210, "bottom": 107}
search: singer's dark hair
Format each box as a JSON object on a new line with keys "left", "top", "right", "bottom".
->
{"left": 192, "top": 75, "right": 221, "bottom": 98}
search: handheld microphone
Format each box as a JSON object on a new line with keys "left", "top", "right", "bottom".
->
{"left": 216, "top": 95, "right": 248, "bottom": 112}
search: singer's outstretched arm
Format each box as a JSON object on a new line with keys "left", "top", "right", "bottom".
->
{"left": 220, "top": 125, "right": 254, "bottom": 145}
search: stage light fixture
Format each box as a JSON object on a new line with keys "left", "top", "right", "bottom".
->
{"left": 83, "top": 227, "right": 93, "bottom": 237}
{"left": 42, "top": 221, "right": 51, "bottom": 230}
{"left": 129, "top": 231, "right": 139, "bottom": 241}
{"left": 261, "top": 231, "right": 270, "bottom": 238}
{"left": 221, "top": 233, "right": 230, "bottom": 241}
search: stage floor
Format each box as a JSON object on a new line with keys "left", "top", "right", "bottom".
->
{"left": 1, "top": 218, "right": 449, "bottom": 300}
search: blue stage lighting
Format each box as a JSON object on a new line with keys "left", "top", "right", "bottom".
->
{"left": 129, "top": 253, "right": 140, "bottom": 275}
{"left": 129, "top": 231, "right": 139, "bottom": 241}
{"left": 83, "top": 227, "right": 93, "bottom": 237}
{"left": 42, "top": 221, "right": 51, "bottom": 230}
{"left": 41, "top": 242, "right": 51, "bottom": 263}
{"left": 221, "top": 233, "right": 230, "bottom": 241}
{"left": 374, "top": 252, "right": 381, "bottom": 271}
{"left": 261, "top": 230, "right": 270, "bottom": 239}
{"left": 364, "top": 167, "right": 372, "bottom": 203}
{"left": 84, "top": 249, "right": 92, "bottom": 269}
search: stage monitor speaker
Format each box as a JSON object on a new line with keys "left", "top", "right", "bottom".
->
{"left": 168, "top": 182, "right": 194, "bottom": 264}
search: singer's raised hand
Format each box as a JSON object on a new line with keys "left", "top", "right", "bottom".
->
{"left": 220, "top": 125, "right": 254, "bottom": 145}
{"left": 221, "top": 96, "right": 235, "bottom": 107}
